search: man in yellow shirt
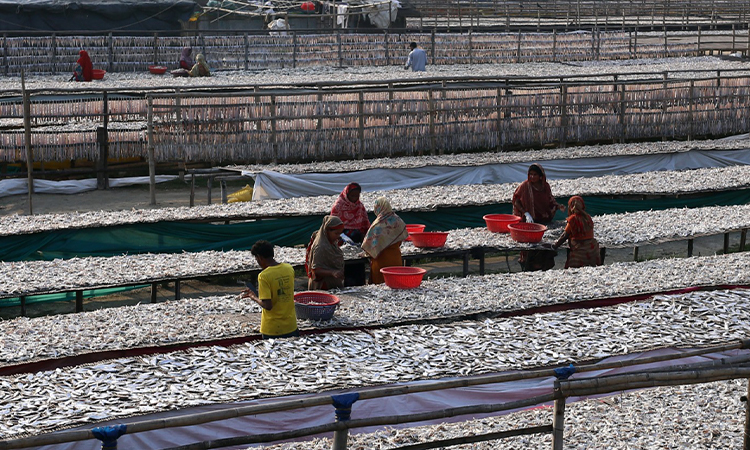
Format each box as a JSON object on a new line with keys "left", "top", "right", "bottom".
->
{"left": 241, "top": 240, "right": 299, "bottom": 339}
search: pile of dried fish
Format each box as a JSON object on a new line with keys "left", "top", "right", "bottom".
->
{"left": 256, "top": 378, "right": 746, "bottom": 450}
{"left": 1, "top": 252, "right": 749, "bottom": 368}
{"left": 1, "top": 203, "right": 749, "bottom": 299}
{"left": 2, "top": 164, "right": 750, "bottom": 236}
{"left": 0, "top": 288, "right": 748, "bottom": 439}
{"left": 6, "top": 56, "right": 749, "bottom": 92}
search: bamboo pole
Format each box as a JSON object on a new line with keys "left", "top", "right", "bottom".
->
{"left": 159, "top": 392, "right": 559, "bottom": 450}
{"left": 551, "top": 382, "right": 565, "bottom": 450}
{"left": 559, "top": 367, "right": 750, "bottom": 398}
{"left": 21, "top": 70, "right": 33, "bottom": 215}
{"left": 744, "top": 378, "right": 750, "bottom": 450}
{"left": 366, "top": 425, "right": 553, "bottom": 450}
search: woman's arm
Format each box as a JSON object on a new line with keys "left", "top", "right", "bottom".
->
{"left": 312, "top": 267, "right": 344, "bottom": 281}
{"left": 552, "top": 231, "right": 569, "bottom": 250}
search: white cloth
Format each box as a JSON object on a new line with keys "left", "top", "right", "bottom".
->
{"left": 364, "top": 0, "right": 399, "bottom": 28}
{"left": 267, "top": 18, "right": 289, "bottom": 36}
{"left": 247, "top": 148, "right": 750, "bottom": 200}
{"left": 0, "top": 176, "right": 178, "bottom": 198}
{"left": 336, "top": 4, "right": 349, "bottom": 28}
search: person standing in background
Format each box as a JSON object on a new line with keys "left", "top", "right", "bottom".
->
{"left": 404, "top": 42, "right": 427, "bottom": 72}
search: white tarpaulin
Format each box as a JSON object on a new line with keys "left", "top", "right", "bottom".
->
{"left": 0, "top": 176, "right": 178, "bottom": 198}
{"left": 248, "top": 148, "right": 750, "bottom": 200}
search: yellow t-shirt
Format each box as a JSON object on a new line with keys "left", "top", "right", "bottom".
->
{"left": 257, "top": 263, "right": 297, "bottom": 336}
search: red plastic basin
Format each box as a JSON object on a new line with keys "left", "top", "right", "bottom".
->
{"left": 483, "top": 214, "right": 521, "bottom": 233}
{"left": 149, "top": 65, "right": 168, "bottom": 75}
{"left": 507, "top": 222, "right": 548, "bottom": 243}
{"left": 380, "top": 266, "right": 427, "bottom": 289}
{"left": 92, "top": 69, "right": 106, "bottom": 80}
{"left": 409, "top": 231, "right": 449, "bottom": 248}
{"left": 404, "top": 224, "right": 426, "bottom": 241}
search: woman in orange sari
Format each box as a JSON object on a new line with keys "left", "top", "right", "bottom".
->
{"left": 553, "top": 196, "right": 601, "bottom": 268}
{"left": 362, "top": 197, "right": 408, "bottom": 284}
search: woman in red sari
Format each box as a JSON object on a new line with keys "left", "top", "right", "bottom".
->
{"left": 553, "top": 196, "right": 601, "bottom": 268}
{"left": 511, "top": 163, "right": 565, "bottom": 271}
{"left": 330, "top": 182, "right": 370, "bottom": 244}
{"left": 72, "top": 50, "right": 93, "bottom": 82}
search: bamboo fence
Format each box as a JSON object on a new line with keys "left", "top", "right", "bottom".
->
{"left": 2, "top": 70, "right": 750, "bottom": 164}
{"left": 0, "top": 27, "right": 741, "bottom": 75}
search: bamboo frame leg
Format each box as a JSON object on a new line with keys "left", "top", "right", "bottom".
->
{"left": 151, "top": 283, "right": 158, "bottom": 303}
{"left": 744, "top": 379, "right": 750, "bottom": 450}
{"left": 552, "top": 385, "right": 565, "bottom": 450}
{"left": 633, "top": 246, "right": 639, "bottom": 262}
{"left": 724, "top": 233, "right": 730, "bottom": 254}
{"left": 741, "top": 229, "right": 747, "bottom": 252}
{"left": 478, "top": 248, "right": 485, "bottom": 275}
{"left": 175, "top": 280, "right": 181, "bottom": 300}
{"left": 332, "top": 429, "right": 348, "bottom": 450}
{"left": 20, "top": 295, "right": 26, "bottom": 317}
{"left": 462, "top": 252, "right": 470, "bottom": 277}
{"left": 688, "top": 239, "right": 694, "bottom": 257}
{"left": 75, "top": 291, "right": 83, "bottom": 313}
{"left": 190, "top": 174, "right": 195, "bottom": 207}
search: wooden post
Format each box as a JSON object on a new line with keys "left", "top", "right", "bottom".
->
{"left": 147, "top": 95, "right": 157, "bottom": 205}
{"left": 516, "top": 29, "right": 522, "bottom": 63}
{"left": 108, "top": 33, "right": 114, "bottom": 72}
{"left": 468, "top": 29, "right": 473, "bottom": 65}
{"left": 552, "top": 30, "right": 557, "bottom": 62}
{"left": 292, "top": 32, "right": 297, "bottom": 68}
{"left": 427, "top": 89, "right": 435, "bottom": 156}
{"left": 687, "top": 238, "right": 694, "bottom": 257}
{"left": 20, "top": 296, "right": 26, "bottom": 317}
{"left": 688, "top": 79, "right": 695, "bottom": 140}
{"left": 244, "top": 33, "right": 249, "bottom": 70}
{"left": 174, "top": 280, "right": 181, "bottom": 300}
{"left": 189, "top": 172, "right": 195, "bottom": 207}
{"left": 724, "top": 233, "right": 730, "bottom": 254}
{"left": 552, "top": 382, "right": 565, "bottom": 450}
{"left": 337, "top": 32, "right": 343, "bottom": 68}
{"left": 496, "top": 87, "right": 503, "bottom": 150}
{"left": 270, "top": 94, "right": 278, "bottom": 163}
{"left": 153, "top": 33, "right": 159, "bottom": 65}
{"left": 221, "top": 180, "right": 228, "bottom": 204}
{"left": 358, "top": 91, "right": 365, "bottom": 159}
{"left": 75, "top": 291, "right": 83, "bottom": 313}
{"left": 744, "top": 378, "right": 750, "bottom": 450}
{"left": 697, "top": 25, "right": 702, "bottom": 54}
{"left": 384, "top": 31, "right": 390, "bottom": 66}
{"left": 462, "top": 251, "right": 470, "bottom": 276}
{"left": 560, "top": 84, "right": 568, "bottom": 148}
{"left": 151, "top": 283, "right": 158, "bottom": 303}
{"left": 207, "top": 177, "right": 213, "bottom": 205}
{"left": 21, "top": 70, "right": 33, "bottom": 215}
{"left": 633, "top": 246, "right": 639, "bottom": 261}
{"left": 741, "top": 229, "right": 747, "bottom": 251}
{"left": 97, "top": 92, "right": 110, "bottom": 190}
{"left": 619, "top": 77, "right": 626, "bottom": 143}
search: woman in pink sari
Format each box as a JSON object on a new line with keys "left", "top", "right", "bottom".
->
{"left": 553, "top": 196, "right": 601, "bottom": 268}
{"left": 330, "top": 182, "right": 370, "bottom": 244}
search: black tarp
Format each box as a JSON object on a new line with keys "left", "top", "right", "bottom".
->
{"left": 0, "top": 0, "right": 198, "bottom": 32}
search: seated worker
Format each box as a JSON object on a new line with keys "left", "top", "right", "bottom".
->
{"left": 512, "top": 163, "right": 565, "bottom": 271}
{"left": 189, "top": 53, "right": 211, "bottom": 77}
{"left": 306, "top": 215, "right": 346, "bottom": 290}
{"left": 179, "top": 47, "right": 194, "bottom": 70}
{"left": 552, "top": 196, "right": 602, "bottom": 268}
{"left": 362, "top": 197, "right": 408, "bottom": 284}
{"left": 72, "top": 50, "right": 93, "bottom": 82}
{"left": 240, "top": 240, "right": 298, "bottom": 339}
{"left": 330, "top": 182, "right": 370, "bottom": 244}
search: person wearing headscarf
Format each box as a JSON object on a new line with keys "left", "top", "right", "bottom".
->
{"left": 189, "top": 53, "right": 211, "bottom": 77}
{"left": 362, "top": 197, "right": 409, "bottom": 284}
{"left": 179, "top": 47, "right": 194, "bottom": 70}
{"left": 553, "top": 196, "right": 601, "bottom": 269}
{"left": 306, "top": 215, "right": 346, "bottom": 290}
{"left": 330, "top": 182, "right": 370, "bottom": 243}
{"left": 511, "top": 163, "right": 565, "bottom": 271}
{"left": 512, "top": 163, "right": 564, "bottom": 225}
{"left": 72, "top": 50, "right": 93, "bottom": 82}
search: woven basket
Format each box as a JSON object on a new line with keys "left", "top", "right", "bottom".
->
{"left": 294, "top": 292, "right": 340, "bottom": 321}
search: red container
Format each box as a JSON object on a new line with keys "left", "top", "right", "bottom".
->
{"left": 92, "top": 69, "right": 106, "bottom": 80}
{"left": 483, "top": 214, "right": 521, "bottom": 233}
{"left": 507, "top": 222, "right": 548, "bottom": 243}
{"left": 294, "top": 291, "right": 340, "bottom": 321}
{"left": 149, "top": 65, "right": 168, "bottom": 75}
{"left": 404, "top": 224, "right": 426, "bottom": 241}
{"left": 380, "top": 266, "right": 427, "bottom": 289}
{"left": 409, "top": 231, "right": 449, "bottom": 248}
